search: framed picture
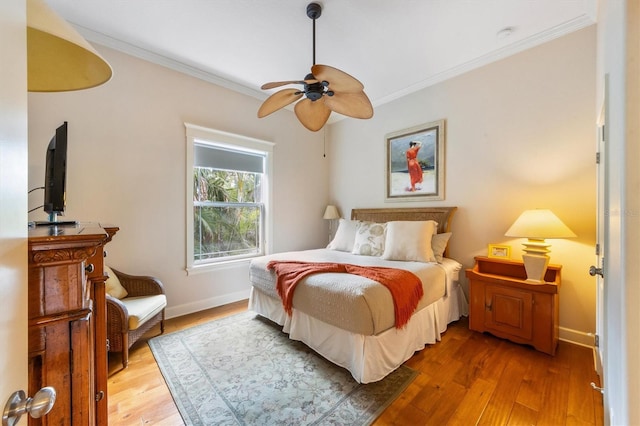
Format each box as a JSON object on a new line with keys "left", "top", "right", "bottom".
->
{"left": 488, "top": 244, "right": 511, "bottom": 259}
{"left": 385, "top": 119, "right": 445, "bottom": 201}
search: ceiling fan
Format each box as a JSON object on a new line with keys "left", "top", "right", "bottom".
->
{"left": 257, "top": 2, "right": 374, "bottom": 132}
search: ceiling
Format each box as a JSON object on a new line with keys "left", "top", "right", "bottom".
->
{"left": 46, "top": 0, "right": 597, "bottom": 113}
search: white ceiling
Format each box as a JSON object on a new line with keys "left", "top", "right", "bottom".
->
{"left": 47, "top": 0, "right": 597, "bottom": 110}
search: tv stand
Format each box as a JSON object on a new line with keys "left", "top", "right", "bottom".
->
{"left": 32, "top": 211, "right": 77, "bottom": 227}
{"left": 33, "top": 220, "right": 78, "bottom": 227}
{"left": 28, "top": 223, "right": 119, "bottom": 424}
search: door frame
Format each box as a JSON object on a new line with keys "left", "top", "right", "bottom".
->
{"left": 0, "top": 0, "right": 29, "bottom": 412}
{"left": 594, "top": 75, "right": 609, "bottom": 380}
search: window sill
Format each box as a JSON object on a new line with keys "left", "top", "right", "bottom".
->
{"left": 186, "top": 257, "right": 253, "bottom": 275}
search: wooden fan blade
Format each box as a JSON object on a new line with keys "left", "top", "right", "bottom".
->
{"left": 323, "top": 91, "right": 373, "bottom": 119}
{"left": 311, "top": 64, "right": 364, "bottom": 93}
{"left": 294, "top": 98, "right": 332, "bottom": 132}
{"left": 261, "top": 79, "right": 318, "bottom": 90}
{"left": 257, "top": 88, "right": 303, "bottom": 118}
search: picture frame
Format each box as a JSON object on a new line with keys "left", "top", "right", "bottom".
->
{"left": 487, "top": 244, "right": 511, "bottom": 259}
{"left": 385, "top": 119, "right": 445, "bottom": 202}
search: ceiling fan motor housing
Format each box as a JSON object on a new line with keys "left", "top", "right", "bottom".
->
{"left": 304, "top": 72, "right": 326, "bottom": 101}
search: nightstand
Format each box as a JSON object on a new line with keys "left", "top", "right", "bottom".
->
{"left": 466, "top": 256, "right": 561, "bottom": 355}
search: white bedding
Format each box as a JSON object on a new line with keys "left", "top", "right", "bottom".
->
{"left": 250, "top": 248, "right": 454, "bottom": 335}
{"left": 248, "top": 249, "right": 468, "bottom": 383}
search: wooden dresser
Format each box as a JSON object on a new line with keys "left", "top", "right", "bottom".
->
{"left": 466, "top": 256, "right": 561, "bottom": 355}
{"left": 28, "top": 223, "right": 118, "bottom": 425}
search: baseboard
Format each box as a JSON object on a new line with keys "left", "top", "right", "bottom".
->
{"left": 165, "top": 289, "right": 250, "bottom": 319}
{"left": 559, "top": 326, "right": 595, "bottom": 348}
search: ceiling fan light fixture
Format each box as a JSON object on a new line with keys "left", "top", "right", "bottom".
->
{"left": 257, "top": 2, "right": 373, "bottom": 131}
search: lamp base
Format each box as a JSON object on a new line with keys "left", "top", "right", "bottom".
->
{"left": 522, "top": 253, "right": 550, "bottom": 283}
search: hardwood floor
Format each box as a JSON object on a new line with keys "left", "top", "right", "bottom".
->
{"left": 107, "top": 300, "right": 603, "bottom": 425}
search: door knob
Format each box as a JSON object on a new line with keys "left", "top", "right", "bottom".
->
{"left": 589, "top": 265, "right": 604, "bottom": 277}
{"left": 2, "top": 387, "right": 56, "bottom": 426}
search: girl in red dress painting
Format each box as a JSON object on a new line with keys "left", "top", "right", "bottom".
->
{"left": 406, "top": 140, "right": 423, "bottom": 191}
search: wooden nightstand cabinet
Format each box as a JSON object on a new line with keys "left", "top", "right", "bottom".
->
{"left": 466, "top": 256, "right": 561, "bottom": 355}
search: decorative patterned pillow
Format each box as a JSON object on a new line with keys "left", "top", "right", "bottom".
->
{"left": 105, "top": 265, "right": 128, "bottom": 299}
{"left": 431, "top": 232, "right": 452, "bottom": 263}
{"left": 352, "top": 221, "right": 387, "bottom": 256}
{"left": 381, "top": 220, "right": 438, "bottom": 262}
{"left": 327, "top": 219, "right": 360, "bottom": 252}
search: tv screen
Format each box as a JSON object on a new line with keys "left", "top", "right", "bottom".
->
{"left": 43, "top": 122, "right": 68, "bottom": 221}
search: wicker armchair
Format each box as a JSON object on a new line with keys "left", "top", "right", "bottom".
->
{"left": 106, "top": 267, "right": 166, "bottom": 368}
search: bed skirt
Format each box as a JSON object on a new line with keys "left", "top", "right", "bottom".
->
{"left": 248, "top": 281, "right": 468, "bottom": 384}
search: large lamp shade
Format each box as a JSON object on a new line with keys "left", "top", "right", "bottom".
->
{"left": 505, "top": 209, "right": 576, "bottom": 282}
{"left": 27, "top": 0, "right": 112, "bottom": 92}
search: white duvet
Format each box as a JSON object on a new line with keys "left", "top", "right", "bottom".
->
{"left": 248, "top": 249, "right": 469, "bottom": 383}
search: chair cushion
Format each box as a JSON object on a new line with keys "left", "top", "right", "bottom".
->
{"left": 104, "top": 265, "right": 128, "bottom": 299}
{"left": 121, "top": 295, "right": 167, "bottom": 330}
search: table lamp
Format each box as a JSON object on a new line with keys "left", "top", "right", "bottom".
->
{"left": 505, "top": 209, "right": 576, "bottom": 282}
{"left": 323, "top": 205, "right": 340, "bottom": 242}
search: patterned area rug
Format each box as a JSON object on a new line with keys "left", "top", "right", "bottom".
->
{"left": 149, "top": 311, "right": 417, "bottom": 425}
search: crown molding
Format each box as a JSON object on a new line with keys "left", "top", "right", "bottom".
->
{"left": 72, "top": 13, "right": 595, "bottom": 115}
{"left": 373, "top": 14, "right": 596, "bottom": 107}
{"left": 73, "top": 24, "right": 265, "bottom": 101}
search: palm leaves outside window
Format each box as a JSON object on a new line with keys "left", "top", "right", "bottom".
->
{"left": 193, "top": 167, "right": 262, "bottom": 261}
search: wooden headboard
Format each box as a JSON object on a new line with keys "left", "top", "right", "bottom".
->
{"left": 351, "top": 207, "right": 457, "bottom": 234}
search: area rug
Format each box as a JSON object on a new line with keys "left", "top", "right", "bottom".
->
{"left": 149, "top": 311, "right": 417, "bottom": 425}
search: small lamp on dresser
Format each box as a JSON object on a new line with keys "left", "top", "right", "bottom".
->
{"left": 323, "top": 205, "right": 341, "bottom": 242}
{"left": 505, "top": 209, "right": 576, "bottom": 282}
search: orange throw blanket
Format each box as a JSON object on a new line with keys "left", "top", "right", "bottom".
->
{"left": 266, "top": 260, "right": 424, "bottom": 329}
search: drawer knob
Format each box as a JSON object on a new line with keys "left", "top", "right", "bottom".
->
{"left": 85, "top": 264, "right": 95, "bottom": 273}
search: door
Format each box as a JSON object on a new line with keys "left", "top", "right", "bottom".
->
{"left": 0, "top": 0, "right": 29, "bottom": 417}
{"left": 592, "top": 76, "right": 609, "bottom": 380}
{"left": 485, "top": 284, "right": 533, "bottom": 340}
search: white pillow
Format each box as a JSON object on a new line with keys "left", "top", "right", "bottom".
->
{"left": 327, "top": 219, "right": 360, "bottom": 252}
{"left": 104, "top": 265, "right": 128, "bottom": 299}
{"left": 382, "top": 220, "right": 438, "bottom": 262}
{"left": 431, "top": 232, "right": 452, "bottom": 263}
{"left": 352, "top": 221, "right": 387, "bottom": 256}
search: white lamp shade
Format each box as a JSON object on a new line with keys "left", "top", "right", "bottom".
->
{"left": 323, "top": 205, "right": 340, "bottom": 220}
{"left": 505, "top": 209, "right": 575, "bottom": 283}
{"left": 27, "top": 0, "right": 112, "bottom": 92}
{"left": 505, "top": 209, "right": 576, "bottom": 239}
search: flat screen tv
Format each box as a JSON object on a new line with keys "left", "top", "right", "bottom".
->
{"left": 38, "top": 121, "right": 76, "bottom": 226}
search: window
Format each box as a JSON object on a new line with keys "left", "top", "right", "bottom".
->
{"left": 185, "top": 123, "right": 273, "bottom": 273}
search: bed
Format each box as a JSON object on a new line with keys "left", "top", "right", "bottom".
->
{"left": 248, "top": 207, "right": 468, "bottom": 383}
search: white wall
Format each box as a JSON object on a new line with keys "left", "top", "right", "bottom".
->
{"left": 329, "top": 27, "right": 597, "bottom": 344}
{"left": 27, "top": 45, "right": 330, "bottom": 318}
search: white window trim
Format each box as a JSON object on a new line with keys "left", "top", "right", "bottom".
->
{"left": 185, "top": 123, "right": 274, "bottom": 275}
